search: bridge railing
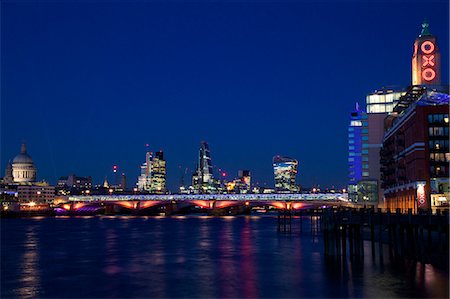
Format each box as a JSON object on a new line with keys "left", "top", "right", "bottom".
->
{"left": 68, "top": 193, "right": 348, "bottom": 202}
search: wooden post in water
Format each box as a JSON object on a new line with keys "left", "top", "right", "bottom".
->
{"left": 387, "top": 209, "right": 393, "bottom": 260}
{"left": 378, "top": 208, "right": 383, "bottom": 263}
{"left": 419, "top": 210, "right": 425, "bottom": 264}
{"left": 370, "top": 207, "right": 375, "bottom": 260}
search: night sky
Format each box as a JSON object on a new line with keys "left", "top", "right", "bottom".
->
{"left": 1, "top": 0, "right": 449, "bottom": 192}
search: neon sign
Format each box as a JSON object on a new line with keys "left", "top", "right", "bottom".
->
{"left": 420, "top": 41, "right": 435, "bottom": 54}
{"left": 416, "top": 181, "right": 426, "bottom": 209}
{"left": 420, "top": 40, "right": 436, "bottom": 82}
{"left": 422, "top": 68, "right": 436, "bottom": 81}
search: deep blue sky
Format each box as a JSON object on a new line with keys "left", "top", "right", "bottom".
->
{"left": 1, "top": 0, "right": 449, "bottom": 191}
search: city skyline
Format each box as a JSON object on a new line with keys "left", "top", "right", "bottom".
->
{"left": 2, "top": 1, "right": 449, "bottom": 191}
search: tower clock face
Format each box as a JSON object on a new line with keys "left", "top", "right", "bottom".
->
{"left": 421, "top": 40, "right": 436, "bottom": 82}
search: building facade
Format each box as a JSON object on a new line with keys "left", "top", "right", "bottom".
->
{"left": 149, "top": 151, "right": 166, "bottom": 194}
{"left": 136, "top": 149, "right": 166, "bottom": 193}
{"left": 273, "top": 156, "right": 298, "bottom": 193}
{"left": 348, "top": 103, "right": 369, "bottom": 202}
{"left": 380, "top": 87, "right": 449, "bottom": 211}
{"left": 17, "top": 184, "right": 55, "bottom": 203}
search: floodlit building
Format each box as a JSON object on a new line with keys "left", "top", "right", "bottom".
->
{"left": 226, "top": 170, "right": 251, "bottom": 194}
{"left": 273, "top": 155, "right": 298, "bottom": 193}
{"left": 11, "top": 143, "right": 37, "bottom": 183}
{"left": 17, "top": 184, "right": 55, "bottom": 204}
{"left": 137, "top": 151, "right": 153, "bottom": 191}
{"left": 136, "top": 149, "right": 167, "bottom": 193}
{"left": 381, "top": 87, "right": 449, "bottom": 211}
{"left": 149, "top": 150, "right": 166, "bottom": 194}
{"left": 347, "top": 103, "right": 370, "bottom": 202}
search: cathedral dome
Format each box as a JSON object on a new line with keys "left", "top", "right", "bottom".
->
{"left": 12, "top": 143, "right": 34, "bottom": 165}
{"left": 12, "top": 143, "right": 36, "bottom": 183}
{"left": 12, "top": 153, "right": 34, "bottom": 164}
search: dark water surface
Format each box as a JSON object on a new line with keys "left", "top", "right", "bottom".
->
{"left": 1, "top": 216, "right": 448, "bottom": 298}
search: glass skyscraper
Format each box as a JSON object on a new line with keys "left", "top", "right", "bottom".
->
{"left": 192, "top": 141, "right": 217, "bottom": 193}
{"left": 272, "top": 156, "right": 298, "bottom": 193}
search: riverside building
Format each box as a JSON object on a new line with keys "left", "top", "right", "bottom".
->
{"left": 1, "top": 143, "right": 55, "bottom": 203}
{"left": 380, "top": 21, "right": 448, "bottom": 211}
{"left": 380, "top": 87, "right": 449, "bottom": 211}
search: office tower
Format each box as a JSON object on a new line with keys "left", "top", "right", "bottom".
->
{"left": 381, "top": 87, "right": 449, "bottom": 210}
{"left": 238, "top": 170, "right": 251, "bottom": 193}
{"left": 412, "top": 21, "right": 441, "bottom": 86}
{"left": 347, "top": 103, "right": 368, "bottom": 202}
{"left": 363, "top": 88, "right": 405, "bottom": 203}
{"left": 120, "top": 173, "right": 127, "bottom": 190}
{"left": 137, "top": 151, "right": 153, "bottom": 191}
{"left": 192, "top": 141, "right": 216, "bottom": 193}
{"left": 272, "top": 155, "right": 298, "bottom": 193}
{"left": 150, "top": 150, "right": 166, "bottom": 194}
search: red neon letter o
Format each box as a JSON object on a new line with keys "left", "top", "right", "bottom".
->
{"left": 422, "top": 68, "right": 436, "bottom": 81}
{"left": 421, "top": 41, "right": 435, "bottom": 54}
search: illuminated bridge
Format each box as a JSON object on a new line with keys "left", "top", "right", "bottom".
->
{"left": 69, "top": 193, "right": 347, "bottom": 202}
{"left": 58, "top": 193, "right": 351, "bottom": 215}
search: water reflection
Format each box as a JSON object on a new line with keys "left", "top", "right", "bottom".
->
{"left": 240, "top": 218, "right": 258, "bottom": 298}
{"left": 16, "top": 226, "right": 41, "bottom": 299}
{"left": 1, "top": 216, "right": 448, "bottom": 299}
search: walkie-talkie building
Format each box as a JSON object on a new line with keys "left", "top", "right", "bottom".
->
{"left": 272, "top": 155, "right": 298, "bottom": 193}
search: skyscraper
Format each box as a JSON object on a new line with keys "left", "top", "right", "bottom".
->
{"left": 347, "top": 103, "right": 367, "bottom": 202}
{"left": 136, "top": 149, "right": 167, "bottom": 193}
{"left": 272, "top": 156, "right": 298, "bottom": 193}
{"left": 137, "top": 151, "right": 152, "bottom": 191}
{"left": 192, "top": 141, "right": 216, "bottom": 193}
{"left": 364, "top": 88, "right": 404, "bottom": 203}
{"left": 150, "top": 150, "right": 166, "bottom": 194}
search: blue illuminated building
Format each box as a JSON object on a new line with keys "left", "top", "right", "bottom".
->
{"left": 348, "top": 103, "right": 368, "bottom": 202}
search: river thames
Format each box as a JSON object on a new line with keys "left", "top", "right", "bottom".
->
{"left": 1, "top": 215, "right": 448, "bottom": 298}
